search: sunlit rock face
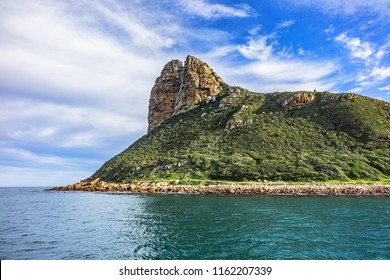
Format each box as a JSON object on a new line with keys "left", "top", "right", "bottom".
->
{"left": 147, "top": 55, "right": 226, "bottom": 133}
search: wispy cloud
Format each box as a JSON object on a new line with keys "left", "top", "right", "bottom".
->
{"left": 0, "top": 97, "right": 146, "bottom": 148}
{"left": 0, "top": 1, "right": 168, "bottom": 108}
{"left": 335, "top": 33, "right": 378, "bottom": 63}
{"left": 85, "top": 1, "right": 176, "bottom": 49}
{"left": 378, "top": 86, "right": 390, "bottom": 91}
{"left": 0, "top": 148, "right": 97, "bottom": 167}
{"left": 0, "top": 0, "right": 226, "bottom": 186}
{"left": 297, "top": 47, "right": 312, "bottom": 56}
{"left": 0, "top": 147, "right": 101, "bottom": 186}
{"left": 291, "top": 0, "right": 390, "bottom": 16}
{"left": 238, "top": 34, "right": 276, "bottom": 60}
{"left": 333, "top": 32, "right": 390, "bottom": 89}
{"left": 178, "top": 0, "right": 255, "bottom": 19}
{"left": 229, "top": 59, "right": 337, "bottom": 92}
{"left": 276, "top": 20, "right": 295, "bottom": 29}
{"left": 357, "top": 67, "right": 390, "bottom": 86}
{"left": 0, "top": 166, "right": 93, "bottom": 187}
{"left": 324, "top": 24, "right": 335, "bottom": 35}
{"left": 241, "top": 60, "right": 335, "bottom": 83}
{"left": 203, "top": 27, "right": 339, "bottom": 92}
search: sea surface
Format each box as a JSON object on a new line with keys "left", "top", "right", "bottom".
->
{"left": 0, "top": 187, "right": 389, "bottom": 260}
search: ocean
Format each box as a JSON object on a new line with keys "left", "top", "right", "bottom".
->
{"left": 0, "top": 187, "right": 389, "bottom": 260}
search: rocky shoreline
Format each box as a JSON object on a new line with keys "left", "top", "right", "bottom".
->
{"left": 48, "top": 178, "right": 390, "bottom": 196}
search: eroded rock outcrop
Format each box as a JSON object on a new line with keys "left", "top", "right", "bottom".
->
{"left": 278, "top": 91, "right": 316, "bottom": 109}
{"left": 147, "top": 55, "right": 226, "bottom": 133}
{"left": 147, "top": 59, "right": 183, "bottom": 132}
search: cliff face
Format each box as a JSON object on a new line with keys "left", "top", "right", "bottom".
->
{"left": 147, "top": 59, "right": 183, "bottom": 133}
{"left": 147, "top": 55, "right": 226, "bottom": 133}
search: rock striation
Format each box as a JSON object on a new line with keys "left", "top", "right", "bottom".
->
{"left": 147, "top": 55, "right": 226, "bottom": 133}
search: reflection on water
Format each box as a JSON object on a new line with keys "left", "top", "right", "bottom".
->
{"left": 0, "top": 188, "right": 389, "bottom": 259}
{"left": 126, "top": 195, "right": 390, "bottom": 260}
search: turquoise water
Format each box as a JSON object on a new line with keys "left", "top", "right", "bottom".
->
{"left": 0, "top": 187, "right": 389, "bottom": 259}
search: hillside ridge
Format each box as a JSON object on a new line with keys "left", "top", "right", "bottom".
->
{"left": 70, "top": 56, "right": 390, "bottom": 185}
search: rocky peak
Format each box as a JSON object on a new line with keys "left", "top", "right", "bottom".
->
{"left": 147, "top": 55, "right": 226, "bottom": 133}
{"left": 147, "top": 59, "right": 183, "bottom": 133}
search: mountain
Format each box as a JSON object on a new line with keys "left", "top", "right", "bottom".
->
{"left": 90, "top": 55, "right": 390, "bottom": 183}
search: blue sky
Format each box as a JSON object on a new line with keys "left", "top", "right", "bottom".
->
{"left": 0, "top": 0, "right": 389, "bottom": 186}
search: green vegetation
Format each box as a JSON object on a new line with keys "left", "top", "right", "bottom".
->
{"left": 92, "top": 90, "right": 390, "bottom": 183}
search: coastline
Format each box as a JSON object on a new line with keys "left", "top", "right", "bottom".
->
{"left": 48, "top": 179, "right": 390, "bottom": 196}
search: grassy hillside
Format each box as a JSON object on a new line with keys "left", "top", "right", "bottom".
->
{"left": 91, "top": 89, "right": 390, "bottom": 183}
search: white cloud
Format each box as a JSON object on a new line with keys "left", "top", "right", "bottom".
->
{"left": 291, "top": 0, "right": 390, "bottom": 16}
{"left": 249, "top": 25, "right": 262, "bottom": 36}
{"left": 233, "top": 59, "right": 336, "bottom": 86}
{"left": 201, "top": 45, "right": 238, "bottom": 58}
{"left": 360, "top": 20, "right": 375, "bottom": 31}
{"left": 85, "top": 1, "right": 175, "bottom": 48}
{"left": 356, "top": 66, "right": 390, "bottom": 89}
{"left": 238, "top": 34, "right": 275, "bottom": 60}
{"left": 222, "top": 26, "right": 339, "bottom": 91}
{"left": 0, "top": 147, "right": 102, "bottom": 187}
{"left": 324, "top": 24, "right": 335, "bottom": 35}
{"left": 178, "top": 0, "right": 254, "bottom": 19}
{"left": 375, "top": 50, "right": 386, "bottom": 60}
{"left": 367, "top": 66, "right": 390, "bottom": 82}
{"left": 0, "top": 148, "right": 98, "bottom": 167}
{"left": 335, "top": 33, "right": 375, "bottom": 61}
{"left": 334, "top": 32, "right": 390, "bottom": 89}
{"left": 0, "top": 165, "right": 92, "bottom": 187}
{"left": 0, "top": 0, "right": 170, "bottom": 112}
{"left": 0, "top": 97, "right": 146, "bottom": 148}
{"left": 297, "top": 47, "right": 311, "bottom": 56}
{"left": 378, "top": 86, "right": 390, "bottom": 90}
{"left": 0, "top": 0, "right": 255, "bottom": 186}
{"left": 278, "top": 45, "right": 294, "bottom": 58}
{"left": 276, "top": 20, "right": 295, "bottom": 29}
{"left": 202, "top": 25, "right": 339, "bottom": 93}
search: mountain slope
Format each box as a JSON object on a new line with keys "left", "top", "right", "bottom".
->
{"left": 91, "top": 83, "right": 390, "bottom": 183}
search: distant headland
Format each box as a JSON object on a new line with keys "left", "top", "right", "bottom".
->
{"left": 50, "top": 55, "right": 390, "bottom": 195}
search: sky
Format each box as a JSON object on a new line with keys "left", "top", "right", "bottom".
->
{"left": 0, "top": 0, "right": 389, "bottom": 186}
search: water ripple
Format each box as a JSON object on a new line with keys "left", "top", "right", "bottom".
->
{"left": 0, "top": 188, "right": 389, "bottom": 259}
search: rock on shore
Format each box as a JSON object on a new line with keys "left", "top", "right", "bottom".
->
{"left": 49, "top": 178, "right": 390, "bottom": 196}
